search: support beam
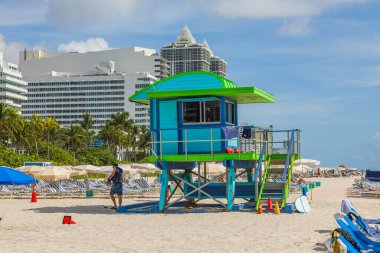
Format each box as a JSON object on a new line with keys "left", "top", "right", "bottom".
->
{"left": 227, "top": 161, "right": 235, "bottom": 211}
{"left": 166, "top": 172, "right": 227, "bottom": 209}
{"left": 247, "top": 168, "right": 253, "bottom": 182}
{"left": 203, "top": 162, "right": 207, "bottom": 183}
{"left": 159, "top": 168, "right": 169, "bottom": 212}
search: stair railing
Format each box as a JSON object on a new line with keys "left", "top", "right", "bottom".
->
{"left": 281, "top": 129, "right": 295, "bottom": 181}
{"left": 281, "top": 129, "right": 295, "bottom": 207}
{"left": 255, "top": 154, "right": 271, "bottom": 210}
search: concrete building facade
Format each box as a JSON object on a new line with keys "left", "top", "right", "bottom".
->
{"left": 19, "top": 47, "right": 164, "bottom": 129}
{"left": 0, "top": 52, "right": 28, "bottom": 109}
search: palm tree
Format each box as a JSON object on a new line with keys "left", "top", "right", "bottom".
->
{"left": 80, "top": 112, "right": 94, "bottom": 131}
{"left": 27, "top": 114, "right": 45, "bottom": 156}
{"left": 110, "top": 112, "right": 133, "bottom": 131}
{"left": 128, "top": 125, "right": 140, "bottom": 162}
{"left": 138, "top": 126, "right": 150, "bottom": 157}
{"left": 43, "top": 117, "right": 59, "bottom": 160}
{"left": 65, "top": 124, "right": 90, "bottom": 156}
{"left": 7, "top": 110, "right": 25, "bottom": 153}
{"left": 80, "top": 112, "right": 95, "bottom": 146}
{"left": 98, "top": 121, "right": 121, "bottom": 154}
{"left": 0, "top": 102, "right": 9, "bottom": 144}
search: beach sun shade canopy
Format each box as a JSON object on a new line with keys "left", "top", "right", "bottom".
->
{"left": 34, "top": 167, "right": 72, "bottom": 180}
{"left": 129, "top": 71, "right": 274, "bottom": 105}
{"left": 294, "top": 159, "right": 321, "bottom": 167}
{"left": 16, "top": 165, "right": 46, "bottom": 175}
{"left": 0, "top": 166, "right": 36, "bottom": 185}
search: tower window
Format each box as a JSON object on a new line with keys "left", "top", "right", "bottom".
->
{"left": 183, "top": 100, "right": 220, "bottom": 124}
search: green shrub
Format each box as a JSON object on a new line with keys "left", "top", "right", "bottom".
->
{"left": 76, "top": 147, "right": 116, "bottom": 166}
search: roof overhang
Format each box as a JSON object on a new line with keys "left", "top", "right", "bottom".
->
{"left": 140, "top": 86, "right": 274, "bottom": 104}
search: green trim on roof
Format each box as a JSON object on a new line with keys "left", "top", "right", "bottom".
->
{"left": 129, "top": 71, "right": 237, "bottom": 103}
{"left": 128, "top": 71, "right": 274, "bottom": 104}
{"left": 148, "top": 86, "right": 274, "bottom": 104}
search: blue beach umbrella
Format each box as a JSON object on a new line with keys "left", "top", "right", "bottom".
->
{"left": 0, "top": 166, "right": 36, "bottom": 185}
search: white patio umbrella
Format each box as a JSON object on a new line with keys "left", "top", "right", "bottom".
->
{"left": 294, "top": 159, "right": 320, "bottom": 173}
{"left": 292, "top": 165, "right": 313, "bottom": 174}
{"left": 16, "top": 165, "right": 46, "bottom": 175}
{"left": 131, "top": 163, "right": 159, "bottom": 172}
{"left": 99, "top": 164, "right": 138, "bottom": 174}
{"left": 34, "top": 167, "right": 72, "bottom": 180}
{"left": 294, "top": 159, "right": 321, "bottom": 167}
{"left": 73, "top": 164, "right": 100, "bottom": 172}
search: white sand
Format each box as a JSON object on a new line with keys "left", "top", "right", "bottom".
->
{"left": 0, "top": 177, "right": 379, "bottom": 253}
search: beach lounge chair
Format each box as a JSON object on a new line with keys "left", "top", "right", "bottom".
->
{"left": 347, "top": 212, "right": 380, "bottom": 239}
{"left": 326, "top": 229, "right": 380, "bottom": 253}
{"left": 341, "top": 199, "right": 380, "bottom": 237}
{"left": 335, "top": 217, "right": 380, "bottom": 251}
{"left": 325, "top": 228, "right": 364, "bottom": 253}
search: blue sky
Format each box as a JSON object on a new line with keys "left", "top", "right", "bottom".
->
{"left": 0, "top": 0, "right": 380, "bottom": 169}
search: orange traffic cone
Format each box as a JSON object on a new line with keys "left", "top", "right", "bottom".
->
{"left": 31, "top": 183, "right": 37, "bottom": 203}
{"left": 257, "top": 202, "right": 263, "bottom": 214}
{"left": 266, "top": 196, "right": 273, "bottom": 210}
{"left": 274, "top": 201, "right": 281, "bottom": 215}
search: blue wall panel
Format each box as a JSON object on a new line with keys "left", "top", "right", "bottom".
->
{"left": 159, "top": 100, "right": 178, "bottom": 154}
{"left": 185, "top": 128, "right": 222, "bottom": 154}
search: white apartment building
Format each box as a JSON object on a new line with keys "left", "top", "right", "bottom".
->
{"left": 0, "top": 52, "right": 28, "bottom": 109}
{"left": 22, "top": 66, "right": 156, "bottom": 129}
{"left": 124, "top": 73, "right": 157, "bottom": 127}
{"left": 19, "top": 47, "right": 166, "bottom": 129}
{"left": 19, "top": 47, "right": 169, "bottom": 80}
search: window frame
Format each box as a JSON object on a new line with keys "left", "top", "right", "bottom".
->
{"left": 182, "top": 99, "right": 221, "bottom": 125}
{"left": 226, "top": 100, "right": 236, "bottom": 125}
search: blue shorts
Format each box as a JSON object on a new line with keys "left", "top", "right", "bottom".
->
{"left": 110, "top": 182, "right": 123, "bottom": 196}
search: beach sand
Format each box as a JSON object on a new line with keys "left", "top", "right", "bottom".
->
{"left": 0, "top": 177, "right": 379, "bottom": 253}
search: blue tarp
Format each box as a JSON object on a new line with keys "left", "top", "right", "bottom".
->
{"left": 366, "top": 170, "right": 380, "bottom": 182}
{"left": 0, "top": 166, "right": 36, "bottom": 185}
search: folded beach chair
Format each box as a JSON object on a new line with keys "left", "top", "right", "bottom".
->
{"left": 335, "top": 217, "right": 380, "bottom": 251}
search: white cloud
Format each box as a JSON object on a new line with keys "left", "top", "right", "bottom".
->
{"left": 346, "top": 65, "right": 380, "bottom": 87}
{"left": 0, "top": 0, "right": 47, "bottom": 26}
{"left": 0, "top": 34, "right": 48, "bottom": 64}
{"left": 279, "top": 18, "right": 313, "bottom": 36}
{"left": 44, "top": 0, "right": 194, "bottom": 34}
{"left": 57, "top": 38, "right": 110, "bottom": 53}
{"left": 374, "top": 132, "right": 380, "bottom": 142}
{"left": 0, "top": 34, "right": 26, "bottom": 63}
{"left": 210, "top": 0, "right": 368, "bottom": 19}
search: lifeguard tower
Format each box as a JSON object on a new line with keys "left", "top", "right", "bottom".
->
{"left": 128, "top": 71, "right": 300, "bottom": 212}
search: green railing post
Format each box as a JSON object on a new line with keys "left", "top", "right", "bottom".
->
{"left": 255, "top": 155, "right": 271, "bottom": 210}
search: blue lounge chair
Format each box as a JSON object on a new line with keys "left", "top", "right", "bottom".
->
{"left": 335, "top": 218, "right": 380, "bottom": 252}
{"left": 326, "top": 228, "right": 375, "bottom": 253}
{"left": 347, "top": 212, "right": 380, "bottom": 239}
{"left": 341, "top": 199, "right": 380, "bottom": 234}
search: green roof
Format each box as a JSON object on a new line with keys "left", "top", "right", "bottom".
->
{"left": 129, "top": 71, "right": 274, "bottom": 104}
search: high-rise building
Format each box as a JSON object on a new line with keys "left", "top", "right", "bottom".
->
{"left": 19, "top": 47, "right": 165, "bottom": 128}
{"left": 161, "top": 25, "right": 227, "bottom": 77}
{"left": 22, "top": 68, "right": 156, "bottom": 129}
{"left": 19, "top": 47, "right": 169, "bottom": 80}
{"left": 0, "top": 52, "right": 28, "bottom": 109}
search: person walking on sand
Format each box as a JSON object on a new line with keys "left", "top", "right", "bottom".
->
{"left": 107, "top": 163, "right": 123, "bottom": 209}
